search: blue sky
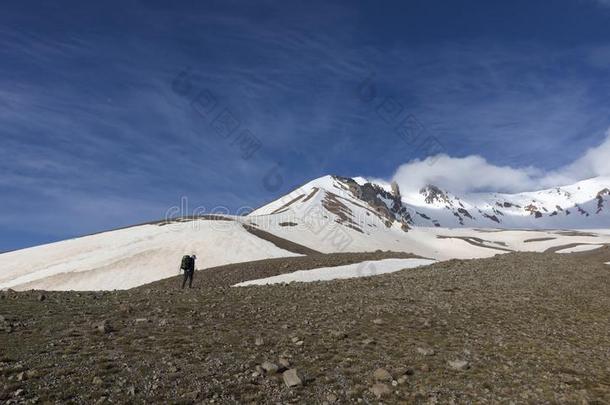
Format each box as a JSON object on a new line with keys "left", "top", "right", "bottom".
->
{"left": 2, "top": 0, "right": 610, "bottom": 251}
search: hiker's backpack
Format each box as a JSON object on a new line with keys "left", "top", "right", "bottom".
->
{"left": 181, "top": 255, "right": 191, "bottom": 270}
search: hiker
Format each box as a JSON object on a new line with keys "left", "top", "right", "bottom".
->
{"left": 180, "top": 254, "right": 196, "bottom": 289}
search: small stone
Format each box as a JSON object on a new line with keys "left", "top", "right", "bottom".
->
{"left": 261, "top": 361, "right": 279, "bottom": 374}
{"left": 37, "top": 294, "right": 46, "bottom": 302}
{"left": 326, "top": 393, "right": 338, "bottom": 403}
{"left": 291, "top": 336, "right": 300, "bottom": 343}
{"left": 93, "top": 376, "right": 103, "bottom": 385}
{"left": 295, "top": 340, "right": 304, "bottom": 346}
{"left": 14, "top": 389, "right": 24, "bottom": 397}
{"left": 330, "top": 330, "right": 348, "bottom": 340}
{"left": 420, "top": 364, "right": 431, "bottom": 372}
{"left": 397, "top": 376, "right": 408, "bottom": 385}
{"left": 363, "top": 338, "right": 376, "bottom": 346}
{"left": 135, "top": 318, "right": 148, "bottom": 324}
{"left": 26, "top": 370, "right": 39, "bottom": 379}
{"left": 255, "top": 337, "right": 264, "bottom": 346}
{"left": 448, "top": 360, "right": 470, "bottom": 371}
{"left": 370, "top": 383, "right": 391, "bottom": 398}
{"left": 97, "top": 320, "right": 113, "bottom": 334}
{"left": 16, "top": 372, "right": 26, "bottom": 381}
{"left": 417, "top": 347, "right": 435, "bottom": 356}
{"left": 279, "top": 358, "right": 291, "bottom": 368}
{"left": 372, "top": 318, "right": 384, "bottom": 325}
{"left": 373, "top": 368, "right": 392, "bottom": 382}
{"left": 282, "top": 368, "right": 303, "bottom": 387}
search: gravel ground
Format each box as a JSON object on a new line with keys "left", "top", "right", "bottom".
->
{"left": 1, "top": 249, "right": 609, "bottom": 404}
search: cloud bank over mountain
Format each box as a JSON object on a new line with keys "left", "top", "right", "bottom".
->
{"left": 392, "top": 129, "right": 610, "bottom": 195}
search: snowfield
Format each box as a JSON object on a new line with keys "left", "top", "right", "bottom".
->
{"left": 234, "top": 258, "right": 436, "bottom": 286}
{"left": 0, "top": 219, "right": 300, "bottom": 291}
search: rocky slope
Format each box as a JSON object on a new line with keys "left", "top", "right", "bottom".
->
{"left": 1, "top": 248, "right": 609, "bottom": 403}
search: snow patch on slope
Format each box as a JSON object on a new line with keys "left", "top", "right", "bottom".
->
{"left": 0, "top": 219, "right": 300, "bottom": 291}
{"left": 556, "top": 244, "right": 604, "bottom": 254}
{"left": 234, "top": 258, "right": 436, "bottom": 286}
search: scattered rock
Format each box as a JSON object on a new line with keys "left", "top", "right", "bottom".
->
{"left": 362, "top": 338, "right": 376, "bottom": 346}
{"left": 97, "top": 320, "right": 113, "bottom": 334}
{"left": 37, "top": 294, "right": 46, "bottom": 302}
{"left": 261, "top": 361, "right": 279, "bottom": 374}
{"left": 255, "top": 337, "right": 264, "bottom": 346}
{"left": 282, "top": 368, "right": 303, "bottom": 387}
{"left": 372, "top": 318, "right": 384, "bottom": 325}
{"left": 417, "top": 347, "right": 435, "bottom": 356}
{"left": 135, "top": 318, "right": 148, "bottom": 324}
{"left": 326, "top": 393, "right": 338, "bottom": 403}
{"left": 448, "top": 360, "right": 470, "bottom": 371}
{"left": 278, "top": 358, "right": 291, "bottom": 368}
{"left": 93, "top": 376, "right": 103, "bottom": 385}
{"left": 369, "top": 383, "right": 391, "bottom": 398}
{"left": 330, "top": 330, "right": 348, "bottom": 340}
{"left": 373, "top": 368, "right": 392, "bottom": 382}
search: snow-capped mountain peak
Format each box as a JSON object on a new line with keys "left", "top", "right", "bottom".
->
{"left": 250, "top": 175, "right": 610, "bottom": 230}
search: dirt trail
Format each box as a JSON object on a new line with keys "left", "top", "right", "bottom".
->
{"left": 544, "top": 242, "right": 609, "bottom": 253}
{"left": 523, "top": 237, "right": 556, "bottom": 243}
{"left": 241, "top": 224, "right": 320, "bottom": 255}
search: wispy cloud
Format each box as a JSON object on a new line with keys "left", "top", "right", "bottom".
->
{"left": 2, "top": 1, "right": 610, "bottom": 249}
{"left": 592, "top": 0, "right": 610, "bottom": 6}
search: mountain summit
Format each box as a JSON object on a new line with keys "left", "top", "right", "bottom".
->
{"left": 1, "top": 174, "right": 609, "bottom": 291}
{"left": 251, "top": 175, "right": 610, "bottom": 229}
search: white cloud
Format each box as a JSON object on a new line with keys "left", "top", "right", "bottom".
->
{"left": 392, "top": 129, "right": 610, "bottom": 195}
{"left": 392, "top": 155, "right": 541, "bottom": 195}
{"left": 543, "top": 129, "right": 610, "bottom": 185}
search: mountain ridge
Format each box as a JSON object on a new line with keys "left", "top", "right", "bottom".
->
{"left": 2, "top": 174, "right": 610, "bottom": 291}
{"left": 251, "top": 174, "right": 610, "bottom": 230}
